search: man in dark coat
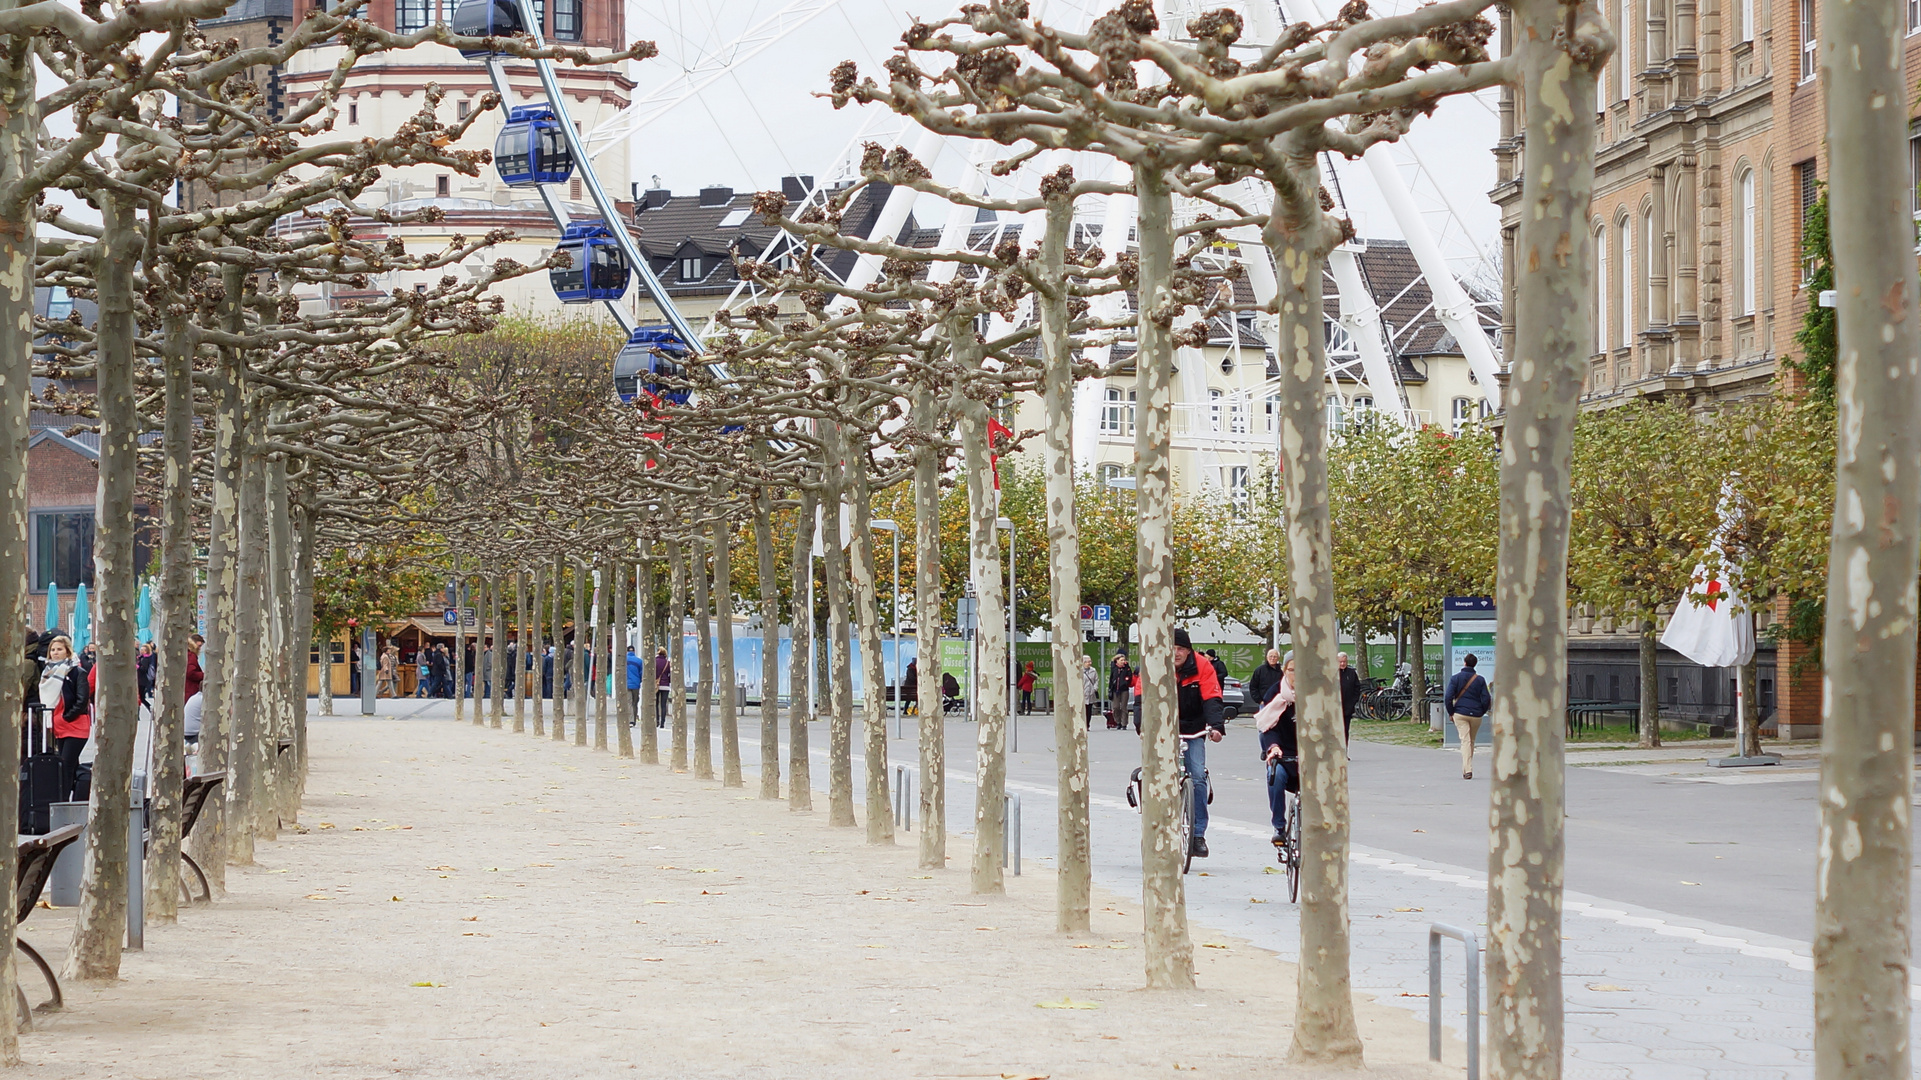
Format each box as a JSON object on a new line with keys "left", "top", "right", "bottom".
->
{"left": 1338, "top": 651, "right": 1363, "bottom": 744}
{"left": 1247, "top": 648, "right": 1285, "bottom": 707}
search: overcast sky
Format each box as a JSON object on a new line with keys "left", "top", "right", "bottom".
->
{"left": 619, "top": 0, "right": 1503, "bottom": 278}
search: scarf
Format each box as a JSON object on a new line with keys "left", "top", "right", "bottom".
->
{"left": 1256, "top": 671, "right": 1296, "bottom": 732}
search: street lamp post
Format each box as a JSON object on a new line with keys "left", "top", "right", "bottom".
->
{"left": 873, "top": 520, "right": 901, "bottom": 740}
{"left": 996, "top": 516, "right": 1015, "bottom": 753}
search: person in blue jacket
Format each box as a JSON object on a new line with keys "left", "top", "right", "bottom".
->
{"left": 625, "top": 645, "right": 644, "bottom": 726}
{"left": 1444, "top": 653, "right": 1492, "bottom": 780}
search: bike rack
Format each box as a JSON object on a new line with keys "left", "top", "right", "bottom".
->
{"left": 1428, "top": 922, "right": 1481, "bottom": 1080}
{"left": 893, "top": 766, "right": 913, "bottom": 832}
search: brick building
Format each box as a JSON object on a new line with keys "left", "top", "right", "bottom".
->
{"left": 1491, "top": 0, "right": 1921, "bottom": 737}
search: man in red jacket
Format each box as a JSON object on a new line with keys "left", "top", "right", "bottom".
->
{"left": 1173, "top": 627, "right": 1226, "bottom": 858}
{"left": 185, "top": 634, "right": 204, "bottom": 701}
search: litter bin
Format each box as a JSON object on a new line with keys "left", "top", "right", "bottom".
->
{"left": 49, "top": 801, "right": 87, "bottom": 906}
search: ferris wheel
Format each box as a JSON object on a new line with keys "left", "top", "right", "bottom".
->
{"left": 450, "top": 0, "right": 1501, "bottom": 431}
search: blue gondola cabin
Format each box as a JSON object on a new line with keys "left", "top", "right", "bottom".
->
{"left": 549, "top": 221, "right": 630, "bottom": 303}
{"left": 495, "top": 105, "right": 574, "bottom": 187}
{"left": 613, "top": 326, "right": 692, "bottom": 406}
{"left": 450, "top": 0, "right": 525, "bottom": 58}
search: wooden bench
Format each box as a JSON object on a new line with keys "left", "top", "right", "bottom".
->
{"left": 176, "top": 772, "right": 225, "bottom": 903}
{"left": 15, "top": 823, "right": 85, "bottom": 1027}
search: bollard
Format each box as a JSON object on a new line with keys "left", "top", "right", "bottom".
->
{"left": 1001, "top": 793, "right": 1022, "bottom": 876}
{"left": 893, "top": 766, "right": 913, "bottom": 832}
{"left": 127, "top": 773, "right": 145, "bottom": 951}
{"left": 1428, "top": 922, "right": 1480, "bottom": 1080}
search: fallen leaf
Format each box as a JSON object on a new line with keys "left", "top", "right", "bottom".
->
{"left": 461, "top": 916, "right": 479, "bottom": 922}
{"left": 1586, "top": 983, "right": 1632, "bottom": 992}
{"left": 1680, "top": 881, "right": 1701, "bottom": 886}
{"left": 862, "top": 944, "right": 886, "bottom": 949}
{"left": 640, "top": 957, "right": 664, "bottom": 962}
{"left": 1105, "top": 944, "right": 1129, "bottom": 950}
{"left": 1073, "top": 944, "right": 1093, "bottom": 949}
{"left": 304, "top": 894, "right": 334, "bottom": 901}
{"left": 410, "top": 981, "right": 442, "bottom": 988}
{"left": 1412, "top": 828, "right": 1426, "bottom": 833}
{"left": 351, "top": 827, "right": 367, "bottom": 832}
{"left": 391, "top": 896, "right": 404, "bottom": 902}
{"left": 656, "top": 865, "right": 679, "bottom": 870}
{"left": 1001, "top": 1074, "right": 1051, "bottom": 1080}
{"left": 268, "top": 869, "right": 289, "bottom": 874}
{"left": 1249, "top": 898, "right": 1268, "bottom": 904}
{"left": 1393, "top": 907, "right": 1424, "bottom": 913}
{"left": 526, "top": 862, "right": 554, "bottom": 868}
{"left": 1201, "top": 943, "right": 1228, "bottom": 950}
{"left": 318, "top": 822, "right": 336, "bottom": 829}
{"left": 1036, "top": 998, "right": 1098, "bottom": 1010}
{"left": 1262, "top": 866, "right": 1281, "bottom": 875}
{"left": 976, "top": 927, "right": 999, "bottom": 931}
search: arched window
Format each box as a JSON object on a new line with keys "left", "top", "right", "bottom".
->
{"left": 1597, "top": 226, "right": 1610, "bottom": 353}
{"left": 1739, "top": 169, "right": 1758, "bottom": 315}
{"left": 1619, "top": 218, "right": 1633, "bottom": 346}
{"left": 1645, "top": 206, "right": 1658, "bottom": 328}
{"left": 1101, "top": 385, "right": 1136, "bottom": 436}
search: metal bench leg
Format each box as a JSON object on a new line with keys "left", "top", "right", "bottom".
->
{"left": 182, "top": 852, "right": 211, "bottom": 904}
{"left": 17, "top": 939, "right": 59, "bottom": 1011}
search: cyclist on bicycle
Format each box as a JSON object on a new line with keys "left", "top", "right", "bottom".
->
{"left": 1172, "top": 628, "right": 1226, "bottom": 858}
{"left": 1255, "top": 655, "right": 1299, "bottom": 848}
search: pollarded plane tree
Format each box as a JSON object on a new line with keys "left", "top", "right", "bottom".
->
{"left": 836, "top": 0, "right": 1514, "bottom": 1045}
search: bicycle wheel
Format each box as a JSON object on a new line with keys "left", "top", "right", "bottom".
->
{"left": 1178, "top": 773, "right": 1194, "bottom": 875}
{"left": 1285, "top": 801, "right": 1302, "bottom": 903}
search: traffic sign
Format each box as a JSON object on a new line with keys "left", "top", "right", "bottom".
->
{"left": 1080, "top": 604, "right": 1094, "bottom": 621}
{"left": 1091, "top": 603, "right": 1112, "bottom": 638}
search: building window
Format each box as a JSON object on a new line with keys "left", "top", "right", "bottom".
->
{"left": 1618, "top": 0, "right": 1632, "bottom": 102}
{"left": 1739, "top": 170, "right": 1759, "bottom": 315}
{"left": 1911, "top": 0, "right": 1919, "bottom": 34}
{"left": 1225, "top": 466, "right": 1250, "bottom": 513}
{"left": 1208, "top": 388, "right": 1225, "bottom": 432}
{"left": 1800, "top": 0, "right": 1817, "bottom": 82}
{"left": 457, "top": 99, "right": 470, "bottom": 121}
{"left": 1325, "top": 392, "right": 1346, "bottom": 435}
{"left": 435, "top": 175, "right": 450, "bottom": 198}
{"left": 414, "top": 282, "right": 427, "bottom": 295}
{"left": 552, "top": 0, "right": 581, "bottom": 39}
{"left": 395, "top": 0, "right": 429, "bottom": 32}
{"left": 1619, "top": 218, "right": 1633, "bottom": 346}
{"left": 680, "top": 257, "right": 704, "bottom": 281}
{"left": 569, "top": 177, "right": 582, "bottom": 201}
{"left": 1097, "top": 463, "right": 1131, "bottom": 490}
{"left": 1742, "top": 0, "right": 1755, "bottom": 42}
{"left": 1450, "top": 397, "right": 1474, "bottom": 435}
{"left": 533, "top": 0, "right": 545, "bottom": 32}
{"left": 1798, "top": 160, "right": 1819, "bottom": 281}
{"left": 348, "top": 100, "right": 359, "bottom": 125}
{"left": 1596, "top": 227, "right": 1609, "bottom": 353}
{"left": 33, "top": 511, "right": 93, "bottom": 591}
{"left": 1909, "top": 128, "right": 1921, "bottom": 246}
{"left": 1645, "top": 208, "right": 1658, "bottom": 328}
{"left": 1100, "top": 385, "right": 1136, "bottom": 436}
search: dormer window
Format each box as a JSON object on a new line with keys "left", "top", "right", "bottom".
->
{"left": 680, "top": 257, "right": 704, "bottom": 281}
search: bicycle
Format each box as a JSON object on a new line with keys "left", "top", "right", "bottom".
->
{"left": 1126, "top": 732, "right": 1211, "bottom": 875}
{"left": 1268, "top": 755, "right": 1302, "bottom": 902}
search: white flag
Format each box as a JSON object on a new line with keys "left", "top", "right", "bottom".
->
{"left": 1660, "top": 564, "right": 1755, "bottom": 669}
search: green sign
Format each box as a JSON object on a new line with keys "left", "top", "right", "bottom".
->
{"left": 937, "top": 638, "right": 971, "bottom": 687}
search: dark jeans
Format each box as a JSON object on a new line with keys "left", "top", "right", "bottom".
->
{"left": 56, "top": 736, "right": 85, "bottom": 802}
{"left": 1266, "top": 758, "right": 1297, "bottom": 834}
{"left": 1019, "top": 690, "right": 1034, "bottom": 714}
{"left": 655, "top": 690, "right": 670, "bottom": 726}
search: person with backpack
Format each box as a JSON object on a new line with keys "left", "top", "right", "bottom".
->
{"left": 653, "top": 646, "right": 672, "bottom": 728}
{"left": 1445, "top": 653, "right": 1492, "bottom": 780}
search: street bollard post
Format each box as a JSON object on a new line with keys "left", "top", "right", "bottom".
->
{"left": 1428, "top": 922, "right": 1480, "bottom": 1080}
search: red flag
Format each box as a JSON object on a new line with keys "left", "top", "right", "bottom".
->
{"left": 987, "top": 417, "right": 1013, "bottom": 490}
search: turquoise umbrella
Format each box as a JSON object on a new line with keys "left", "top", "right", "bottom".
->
{"left": 44, "top": 583, "right": 59, "bottom": 631}
{"left": 136, "top": 583, "right": 152, "bottom": 644}
{"left": 71, "top": 584, "right": 90, "bottom": 652}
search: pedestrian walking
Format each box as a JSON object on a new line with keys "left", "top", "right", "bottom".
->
{"left": 1080, "top": 656, "right": 1100, "bottom": 729}
{"left": 901, "top": 658, "right": 919, "bottom": 715}
{"left": 186, "top": 633, "right": 204, "bottom": 701}
{"left": 430, "top": 644, "right": 451, "bottom": 698}
{"left": 653, "top": 646, "right": 671, "bottom": 727}
{"left": 1106, "top": 653, "right": 1132, "bottom": 730}
{"left": 464, "top": 641, "right": 477, "bottom": 698}
{"left": 1205, "top": 648, "right": 1228, "bottom": 687}
{"left": 542, "top": 645, "right": 555, "bottom": 698}
{"left": 625, "top": 644, "right": 643, "bottom": 724}
{"left": 479, "top": 642, "right": 493, "bottom": 701}
{"left": 374, "top": 643, "right": 399, "bottom": 698}
{"left": 1444, "top": 653, "right": 1491, "bottom": 780}
{"left": 416, "top": 649, "right": 430, "bottom": 698}
{"left": 1337, "top": 651, "right": 1362, "bottom": 745}
{"left": 1247, "top": 648, "right": 1285, "bottom": 708}
{"left": 136, "top": 641, "right": 156, "bottom": 708}
{"left": 1017, "top": 661, "right": 1037, "bottom": 715}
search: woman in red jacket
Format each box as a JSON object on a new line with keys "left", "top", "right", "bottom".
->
{"left": 43, "top": 636, "right": 90, "bottom": 801}
{"left": 1017, "top": 662, "right": 1037, "bottom": 715}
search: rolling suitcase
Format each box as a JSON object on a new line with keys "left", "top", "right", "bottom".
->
{"left": 18, "top": 704, "right": 61, "bottom": 835}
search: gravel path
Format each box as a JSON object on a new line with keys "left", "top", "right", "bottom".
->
{"left": 16, "top": 702, "right": 1450, "bottom": 1079}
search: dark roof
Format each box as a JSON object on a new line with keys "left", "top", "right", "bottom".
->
{"left": 630, "top": 183, "right": 905, "bottom": 298}
{"left": 1343, "top": 239, "right": 1501, "bottom": 359}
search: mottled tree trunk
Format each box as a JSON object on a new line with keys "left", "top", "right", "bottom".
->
{"left": 692, "top": 544, "right": 713, "bottom": 775}
{"left": 848, "top": 451, "right": 893, "bottom": 844}
{"left": 1038, "top": 195, "right": 1089, "bottom": 931}
{"left": 0, "top": 33, "right": 33, "bottom": 1053}
{"left": 1131, "top": 169, "right": 1189, "bottom": 985}
{"left": 715, "top": 518, "right": 741, "bottom": 785}
{"left": 571, "top": 564, "right": 586, "bottom": 744}
{"left": 290, "top": 501, "right": 314, "bottom": 807}
{"left": 788, "top": 489, "right": 815, "bottom": 810}
{"left": 822, "top": 436, "right": 858, "bottom": 828}
{"left": 147, "top": 300, "right": 194, "bottom": 924}
{"left": 514, "top": 569, "right": 528, "bottom": 734}
{"left": 1266, "top": 156, "right": 1362, "bottom": 1062}
{"left": 959, "top": 394, "right": 1006, "bottom": 894}
{"left": 531, "top": 566, "right": 545, "bottom": 737}
{"left": 614, "top": 561, "right": 633, "bottom": 757}
{"left": 913, "top": 404, "right": 945, "bottom": 869}
{"left": 454, "top": 569, "right": 466, "bottom": 723}
{"left": 223, "top": 385, "right": 267, "bottom": 869}
{"left": 1408, "top": 615, "right": 1426, "bottom": 722}
{"left": 190, "top": 284, "right": 245, "bottom": 895}
{"left": 755, "top": 491, "right": 781, "bottom": 798}
{"left": 490, "top": 573, "right": 505, "bottom": 729}
{"left": 1814, "top": 0, "right": 1921, "bottom": 1069}
{"left": 552, "top": 556, "right": 567, "bottom": 741}
{"left": 1638, "top": 619, "right": 1661, "bottom": 747}
{"left": 667, "top": 542, "right": 689, "bottom": 771}
{"left": 67, "top": 195, "right": 140, "bottom": 981}
{"left": 1486, "top": 2, "right": 1604, "bottom": 1074}
{"left": 638, "top": 548, "right": 659, "bottom": 764}
{"left": 1740, "top": 651, "right": 1761, "bottom": 758}
{"left": 593, "top": 560, "right": 609, "bottom": 752}
{"left": 263, "top": 448, "right": 293, "bottom": 835}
